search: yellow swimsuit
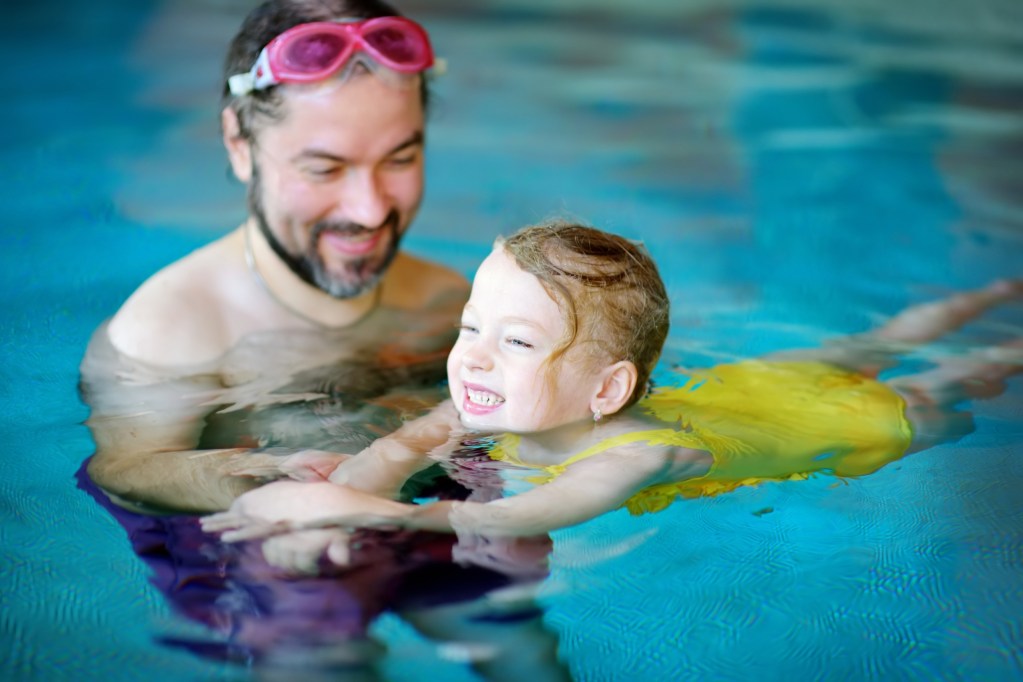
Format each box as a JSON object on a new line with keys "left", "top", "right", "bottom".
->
{"left": 490, "top": 360, "right": 914, "bottom": 515}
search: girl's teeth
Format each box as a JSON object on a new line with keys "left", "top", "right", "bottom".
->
{"left": 468, "top": 388, "right": 504, "bottom": 406}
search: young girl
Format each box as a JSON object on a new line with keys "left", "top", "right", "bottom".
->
{"left": 203, "top": 221, "right": 1022, "bottom": 569}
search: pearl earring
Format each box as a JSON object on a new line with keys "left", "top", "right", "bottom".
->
{"left": 593, "top": 408, "right": 602, "bottom": 422}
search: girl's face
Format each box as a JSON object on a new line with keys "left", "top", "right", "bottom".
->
{"left": 446, "top": 247, "right": 603, "bottom": 433}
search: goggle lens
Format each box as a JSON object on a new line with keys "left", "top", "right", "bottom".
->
{"left": 364, "top": 26, "right": 425, "bottom": 65}
{"left": 229, "top": 17, "right": 434, "bottom": 95}
{"left": 280, "top": 32, "right": 349, "bottom": 73}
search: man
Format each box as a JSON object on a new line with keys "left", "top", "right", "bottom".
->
{"left": 81, "top": 0, "right": 468, "bottom": 513}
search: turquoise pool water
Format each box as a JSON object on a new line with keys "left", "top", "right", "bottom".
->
{"left": 3, "top": 0, "right": 1022, "bottom": 679}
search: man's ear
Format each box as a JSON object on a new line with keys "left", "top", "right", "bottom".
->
{"left": 221, "top": 106, "right": 252, "bottom": 183}
{"left": 591, "top": 360, "right": 639, "bottom": 418}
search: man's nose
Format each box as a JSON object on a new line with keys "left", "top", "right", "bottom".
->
{"left": 338, "top": 169, "right": 390, "bottom": 228}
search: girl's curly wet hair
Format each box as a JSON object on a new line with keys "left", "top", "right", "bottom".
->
{"left": 500, "top": 220, "right": 670, "bottom": 408}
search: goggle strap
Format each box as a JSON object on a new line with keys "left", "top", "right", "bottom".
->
{"left": 250, "top": 51, "right": 277, "bottom": 90}
{"left": 230, "top": 50, "right": 277, "bottom": 96}
{"left": 228, "top": 73, "right": 255, "bottom": 96}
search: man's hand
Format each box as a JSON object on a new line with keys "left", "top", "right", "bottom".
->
{"left": 201, "top": 480, "right": 407, "bottom": 572}
{"left": 260, "top": 530, "right": 352, "bottom": 574}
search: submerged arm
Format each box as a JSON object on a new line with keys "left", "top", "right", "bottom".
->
{"left": 81, "top": 333, "right": 300, "bottom": 514}
{"left": 85, "top": 382, "right": 265, "bottom": 514}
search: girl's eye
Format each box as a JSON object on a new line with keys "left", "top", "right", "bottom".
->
{"left": 506, "top": 337, "right": 534, "bottom": 349}
{"left": 457, "top": 324, "right": 478, "bottom": 335}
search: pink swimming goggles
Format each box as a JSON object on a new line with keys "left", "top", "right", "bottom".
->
{"left": 228, "top": 16, "right": 435, "bottom": 96}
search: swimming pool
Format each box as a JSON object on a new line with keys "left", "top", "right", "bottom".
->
{"left": 3, "top": 0, "right": 1022, "bottom": 679}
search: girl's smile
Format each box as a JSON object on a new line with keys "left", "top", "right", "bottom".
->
{"left": 462, "top": 382, "right": 506, "bottom": 414}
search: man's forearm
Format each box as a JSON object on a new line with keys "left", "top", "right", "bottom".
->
{"left": 87, "top": 448, "right": 260, "bottom": 514}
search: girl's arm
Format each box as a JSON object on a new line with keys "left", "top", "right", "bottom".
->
{"left": 202, "top": 401, "right": 462, "bottom": 540}
{"left": 202, "top": 461, "right": 649, "bottom": 542}
{"left": 326, "top": 399, "right": 464, "bottom": 497}
{"left": 227, "top": 401, "right": 464, "bottom": 490}
{"left": 203, "top": 444, "right": 710, "bottom": 545}
{"left": 306, "top": 444, "right": 710, "bottom": 537}
{"left": 409, "top": 445, "right": 710, "bottom": 536}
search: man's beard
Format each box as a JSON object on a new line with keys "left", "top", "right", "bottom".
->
{"left": 248, "top": 166, "right": 403, "bottom": 299}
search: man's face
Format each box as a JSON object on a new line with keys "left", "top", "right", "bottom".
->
{"left": 248, "top": 74, "right": 425, "bottom": 298}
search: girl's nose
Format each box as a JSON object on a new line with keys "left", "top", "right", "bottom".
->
{"left": 461, "top": 339, "right": 494, "bottom": 372}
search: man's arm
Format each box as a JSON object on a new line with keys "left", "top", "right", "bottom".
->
{"left": 86, "top": 403, "right": 261, "bottom": 514}
{"left": 81, "top": 322, "right": 264, "bottom": 514}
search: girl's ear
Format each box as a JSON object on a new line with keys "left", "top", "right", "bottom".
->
{"left": 221, "top": 106, "right": 253, "bottom": 183}
{"left": 591, "top": 360, "right": 639, "bottom": 418}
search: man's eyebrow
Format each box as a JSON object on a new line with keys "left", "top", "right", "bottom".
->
{"left": 291, "top": 131, "right": 424, "bottom": 164}
{"left": 387, "top": 131, "right": 424, "bottom": 156}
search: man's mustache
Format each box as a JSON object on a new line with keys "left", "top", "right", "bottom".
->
{"left": 313, "top": 210, "right": 400, "bottom": 239}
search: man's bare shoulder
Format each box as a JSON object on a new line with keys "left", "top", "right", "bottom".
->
{"left": 107, "top": 231, "right": 244, "bottom": 367}
{"left": 384, "top": 251, "right": 469, "bottom": 310}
